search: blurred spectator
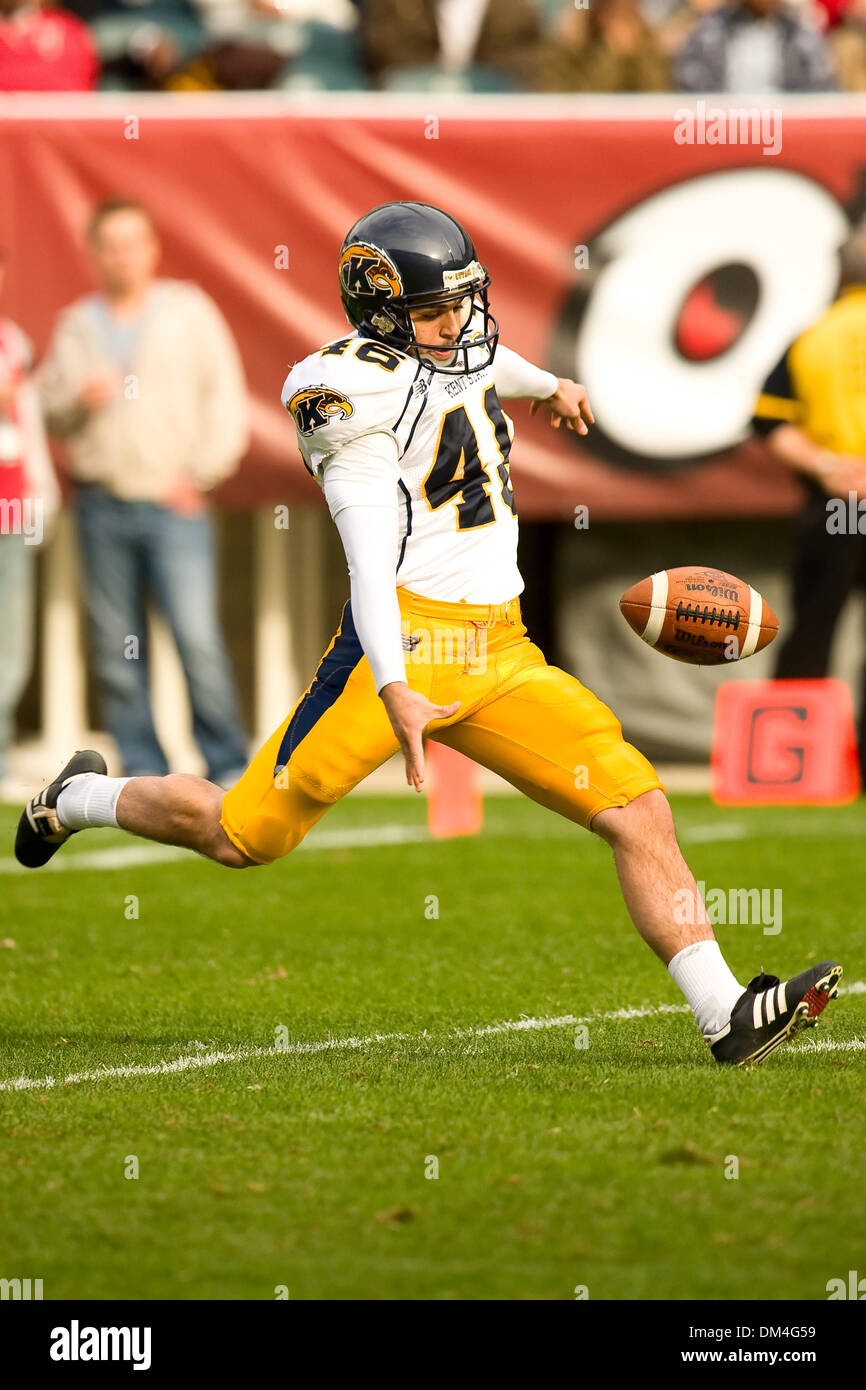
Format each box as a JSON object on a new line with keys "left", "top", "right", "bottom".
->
{"left": 674, "top": 0, "right": 837, "bottom": 90}
{"left": 66, "top": 0, "right": 194, "bottom": 19}
{"left": 832, "top": 0, "right": 866, "bottom": 86}
{"left": 647, "top": 0, "right": 727, "bottom": 59}
{"left": 62, "top": 0, "right": 206, "bottom": 90}
{"left": 0, "top": 253, "right": 59, "bottom": 792}
{"left": 536, "top": 0, "right": 671, "bottom": 92}
{"left": 38, "top": 199, "right": 249, "bottom": 784}
{"left": 359, "top": 0, "right": 542, "bottom": 90}
{"left": 60, "top": 0, "right": 355, "bottom": 90}
{"left": 165, "top": 0, "right": 356, "bottom": 90}
{"left": 191, "top": 0, "right": 353, "bottom": 39}
{"left": 0, "top": 0, "right": 99, "bottom": 89}
{"left": 751, "top": 217, "right": 866, "bottom": 784}
{"left": 115, "top": 22, "right": 286, "bottom": 88}
{"left": 813, "top": 0, "right": 847, "bottom": 31}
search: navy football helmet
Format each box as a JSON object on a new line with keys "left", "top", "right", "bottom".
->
{"left": 338, "top": 201, "right": 498, "bottom": 375}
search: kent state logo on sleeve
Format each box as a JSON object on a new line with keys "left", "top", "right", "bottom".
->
{"left": 338, "top": 241, "right": 403, "bottom": 298}
{"left": 287, "top": 386, "right": 355, "bottom": 435}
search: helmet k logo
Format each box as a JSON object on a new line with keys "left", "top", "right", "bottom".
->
{"left": 288, "top": 387, "right": 354, "bottom": 435}
{"left": 339, "top": 241, "right": 403, "bottom": 298}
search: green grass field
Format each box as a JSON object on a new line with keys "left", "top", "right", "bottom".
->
{"left": 0, "top": 792, "right": 864, "bottom": 1301}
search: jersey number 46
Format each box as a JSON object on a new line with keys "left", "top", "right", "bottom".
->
{"left": 424, "top": 386, "right": 516, "bottom": 530}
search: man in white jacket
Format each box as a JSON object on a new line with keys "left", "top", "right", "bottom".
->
{"left": 38, "top": 198, "right": 249, "bottom": 785}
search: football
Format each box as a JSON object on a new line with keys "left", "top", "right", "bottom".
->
{"left": 619, "top": 566, "right": 779, "bottom": 666}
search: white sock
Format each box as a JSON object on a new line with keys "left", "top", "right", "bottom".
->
{"left": 56, "top": 773, "right": 131, "bottom": 830}
{"left": 668, "top": 940, "right": 744, "bottom": 1041}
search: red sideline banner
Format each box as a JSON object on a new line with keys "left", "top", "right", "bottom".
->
{"left": 2, "top": 93, "right": 865, "bottom": 516}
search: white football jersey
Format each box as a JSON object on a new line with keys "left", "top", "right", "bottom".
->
{"left": 281, "top": 323, "right": 522, "bottom": 604}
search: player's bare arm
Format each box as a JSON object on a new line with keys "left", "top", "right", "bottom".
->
{"left": 764, "top": 421, "right": 866, "bottom": 497}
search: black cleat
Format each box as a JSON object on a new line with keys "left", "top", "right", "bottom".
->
{"left": 710, "top": 961, "right": 843, "bottom": 1066}
{"left": 14, "top": 750, "right": 107, "bottom": 868}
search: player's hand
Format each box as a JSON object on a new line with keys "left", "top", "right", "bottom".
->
{"left": 822, "top": 467, "right": 866, "bottom": 500}
{"left": 811, "top": 450, "right": 866, "bottom": 497}
{"left": 530, "top": 378, "right": 594, "bottom": 435}
{"left": 78, "top": 369, "right": 123, "bottom": 412}
{"left": 379, "top": 681, "right": 460, "bottom": 793}
{"left": 811, "top": 455, "right": 866, "bottom": 500}
{"left": 162, "top": 478, "right": 206, "bottom": 517}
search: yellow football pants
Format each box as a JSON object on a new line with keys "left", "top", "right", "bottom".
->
{"left": 220, "top": 588, "right": 664, "bottom": 865}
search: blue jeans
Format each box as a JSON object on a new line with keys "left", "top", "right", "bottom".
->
{"left": 75, "top": 485, "right": 248, "bottom": 782}
{"left": 0, "top": 533, "right": 35, "bottom": 780}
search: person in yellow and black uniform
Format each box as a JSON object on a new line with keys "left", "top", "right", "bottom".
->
{"left": 752, "top": 217, "right": 866, "bottom": 784}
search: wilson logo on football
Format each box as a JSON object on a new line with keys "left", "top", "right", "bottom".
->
{"left": 288, "top": 387, "right": 354, "bottom": 435}
{"left": 338, "top": 241, "right": 403, "bottom": 298}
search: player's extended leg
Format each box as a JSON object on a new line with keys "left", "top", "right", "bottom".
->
{"left": 434, "top": 641, "right": 842, "bottom": 1065}
{"left": 15, "top": 602, "right": 400, "bottom": 872}
{"left": 115, "top": 774, "right": 251, "bottom": 866}
{"left": 431, "top": 661, "right": 707, "bottom": 967}
{"left": 591, "top": 788, "right": 711, "bottom": 964}
{"left": 14, "top": 750, "right": 262, "bottom": 870}
{"left": 588, "top": 789, "right": 841, "bottom": 1065}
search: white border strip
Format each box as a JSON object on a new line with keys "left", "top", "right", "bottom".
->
{"left": 2, "top": 988, "right": 861, "bottom": 1092}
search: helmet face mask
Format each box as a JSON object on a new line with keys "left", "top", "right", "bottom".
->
{"left": 338, "top": 203, "right": 499, "bottom": 375}
{"left": 398, "top": 292, "right": 470, "bottom": 369}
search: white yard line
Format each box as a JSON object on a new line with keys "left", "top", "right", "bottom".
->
{"left": 6, "top": 813, "right": 866, "bottom": 874}
{"left": 799, "top": 1036, "right": 866, "bottom": 1053}
{"left": 2, "top": 987, "right": 862, "bottom": 1093}
{"left": 679, "top": 824, "right": 748, "bottom": 843}
{"left": 0, "top": 824, "right": 432, "bottom": 873}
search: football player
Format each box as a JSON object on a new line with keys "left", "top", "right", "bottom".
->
{"left": 16, "top": 201, "right": 841, "bottom": 1066}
